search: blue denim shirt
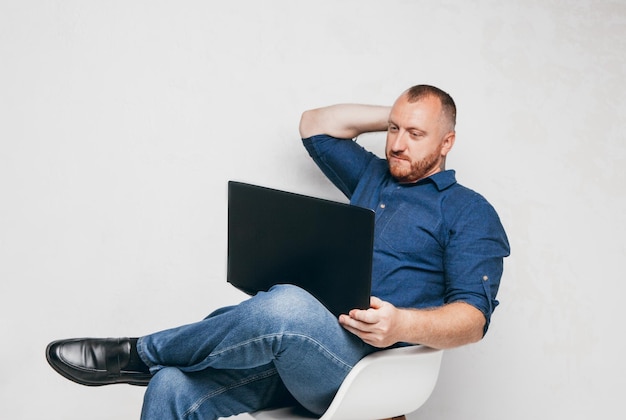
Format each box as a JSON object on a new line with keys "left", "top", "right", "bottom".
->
{"left": 303, "top": 135, "right": 510, "bottom": 333}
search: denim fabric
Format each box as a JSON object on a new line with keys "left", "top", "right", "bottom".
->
{"left": 138, "top": 285, "right": 376, "bottom": 419}
{"left": 138, "top": 134, "right": 510, "bottom": 418}
{"left": 302, "top": 135, "right": 510, "bottom": 333}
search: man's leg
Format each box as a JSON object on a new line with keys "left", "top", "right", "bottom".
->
{"left": 138, "top": 284, "right": 377, "bottom": 415}
{"left": 141, "top": 364, "right": 295, "bottom": 420}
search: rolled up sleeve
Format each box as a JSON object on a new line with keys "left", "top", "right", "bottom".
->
{"left": 443, "top": 195, "right": 510, "bottom": 335}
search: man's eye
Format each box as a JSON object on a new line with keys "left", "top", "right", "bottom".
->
{"left": 388, "top": 126, "right": 398, "bottom": 132}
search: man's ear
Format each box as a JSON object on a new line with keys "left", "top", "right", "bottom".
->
{"left": 441, "top": 131, "right": 456, "bottom": 157}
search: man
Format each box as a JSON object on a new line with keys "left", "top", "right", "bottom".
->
{"left": 46, "top": 85, "right": 510, "bottom": 419}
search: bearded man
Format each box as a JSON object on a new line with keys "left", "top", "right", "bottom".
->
{"left": 46, "top": 85, "right": 510, "bottom": 419}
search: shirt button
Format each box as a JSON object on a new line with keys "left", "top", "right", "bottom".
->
{"left": 380, "top": 203, "right": 386, "bottom": 209}
{"left": 483, "top": 275, "right": 489, "bottom": 281}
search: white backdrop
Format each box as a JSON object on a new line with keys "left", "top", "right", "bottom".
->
{"left": 1, "top": 1, "right": 625, "bottom": 419}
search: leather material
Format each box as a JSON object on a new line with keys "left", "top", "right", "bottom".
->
{"left": 46, "top": 338, "right": 151, "bottom": 386}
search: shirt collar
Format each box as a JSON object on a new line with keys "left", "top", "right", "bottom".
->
{"left": 412, "top": 169, "right": 457, "bottom": 191}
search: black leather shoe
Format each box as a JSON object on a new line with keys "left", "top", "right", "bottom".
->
{"left": 46, "top": 338, "right": 152, "bottom": 386}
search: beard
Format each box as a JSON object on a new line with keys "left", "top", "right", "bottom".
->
{"left": 386, "top": 143, "right": 443, "bottom": 183}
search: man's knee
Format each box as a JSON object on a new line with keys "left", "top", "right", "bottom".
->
{"left": 145, "top": 367, "right": 181, "bottom": 397}
{"left": 257, "top": 284, "right": 331, "bottom": 327}
{"left": 142, "top": 368, "right": 190, "bottom": 417}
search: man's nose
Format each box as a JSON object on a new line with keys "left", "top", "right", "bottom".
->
{"left": 389, "top": 130, "right": 407, "bottom": 152}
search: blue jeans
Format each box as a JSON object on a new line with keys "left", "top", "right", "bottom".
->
{"left": 138, "top": 285, "right": 377, "bottom": 419}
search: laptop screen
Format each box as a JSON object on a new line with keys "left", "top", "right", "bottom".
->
{"left": 227, "top": 181, "right": 374, "bottom": 316}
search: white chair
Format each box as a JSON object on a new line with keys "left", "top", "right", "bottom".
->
{"left": 250, "top": 345, "right": 443, "bottom": 420}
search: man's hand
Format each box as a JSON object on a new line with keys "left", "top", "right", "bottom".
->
{"left": 339, "top": 298, "right": 487, "bottom": 350}
{"left": 338, "top": 296, "right": 405, "bottom": 348}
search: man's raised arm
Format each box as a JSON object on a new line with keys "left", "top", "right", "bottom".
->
{"left": 299, "top": 104, "right": 391, "bottom": 139}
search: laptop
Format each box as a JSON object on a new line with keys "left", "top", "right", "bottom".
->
{"left": 227, "top": 181, "right": 375, "bottom": 317}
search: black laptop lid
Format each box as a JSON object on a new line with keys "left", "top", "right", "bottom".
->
{"left": 227, "top": 181, "right": 374, "bottom": 316}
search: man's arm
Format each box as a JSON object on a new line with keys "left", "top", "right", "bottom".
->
{"left": 299, "top": 104, "right": 391, "bottom": 139}
{"left": 339, "top": 297, "right": 486, "bottom": 350}
{"left": 301, "top": 103, "right": 490, "bottom": 349}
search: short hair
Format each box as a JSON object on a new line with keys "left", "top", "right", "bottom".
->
{"left": 404, "top": 84, "right": 456, "bottom": 131}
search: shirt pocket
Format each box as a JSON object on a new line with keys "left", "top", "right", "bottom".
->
{"left": 378, "top": 203, "right": 441, "bottom": 256}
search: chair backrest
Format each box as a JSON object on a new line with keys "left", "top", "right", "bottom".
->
{"left": 319, "top": 345, "right": 443, "bottom": 420}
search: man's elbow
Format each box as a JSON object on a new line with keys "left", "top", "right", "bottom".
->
{"left": 461, "top": 307, "right": 488, "bottom": 346}
{"left": 299, "top": 108, "right": 321, "bottom": 139}
{"left": 467, "top": 322, "right": 487, "bottom": 345}
{"left": 439, "top": 304, "right": 487, "bottom": 349}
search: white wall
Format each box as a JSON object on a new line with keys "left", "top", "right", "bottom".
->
{"left": 1, "top": 0, "right": 624, "bottom": 419}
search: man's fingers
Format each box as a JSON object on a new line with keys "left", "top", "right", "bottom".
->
{"left": 370, "top": 296, "right": 384, "bottom": 308}
{"left": 345, "top": 308, "right": 378, "bottom": 325}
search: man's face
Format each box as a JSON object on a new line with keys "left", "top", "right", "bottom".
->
{"left": 385, "top": 94, "right": 455, "bottom": 183}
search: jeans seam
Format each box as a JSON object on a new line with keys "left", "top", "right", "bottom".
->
{"left": 182, "top": 367, "right": 279, "bottom": 418}
{"left": 209, "top": 332, "right": 354, "bottom": 371}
